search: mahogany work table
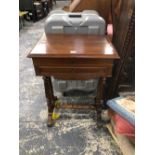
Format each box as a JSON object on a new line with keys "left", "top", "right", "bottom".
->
{"left": 28, "top": 34, "right": 119, "bottom": 127}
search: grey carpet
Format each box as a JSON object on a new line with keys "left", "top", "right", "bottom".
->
{"left": 19, "top": 2, "right": 122, "bottom": 155}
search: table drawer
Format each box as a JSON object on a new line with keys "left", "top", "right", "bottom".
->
{"left": 34, "top": 66, "right": 112, "bottom": 79}
{"left": 33, "top": 58, "right": 113, "bottom": 67}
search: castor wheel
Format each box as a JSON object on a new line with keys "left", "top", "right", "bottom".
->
{"left": 47, "top": 113, "right": 55, "bottom": 127}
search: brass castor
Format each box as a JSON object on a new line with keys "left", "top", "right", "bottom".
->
{"left": 47, "top": 113, "right": 55, "bottom": 127}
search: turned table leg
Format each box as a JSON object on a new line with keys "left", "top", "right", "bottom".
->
{"left": 96, "top": 77, "right": 106, "bottom": 128}
{"left": 43, "top": 76, "right": 56, "bottom": 127}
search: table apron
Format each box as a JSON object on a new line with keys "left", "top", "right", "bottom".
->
{"left": 34, "top": 66, "right": 112, "bottom": 80}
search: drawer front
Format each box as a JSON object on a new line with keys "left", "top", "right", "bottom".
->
{"left": 34, "top": 66, "right": 113, "bottom": 80}
{"left": 33, "top": 58, "right": 113, "bottom": 67}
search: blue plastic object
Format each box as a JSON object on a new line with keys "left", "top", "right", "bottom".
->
{"left": 107, "top": 97, "right": 135, "bottom": 126}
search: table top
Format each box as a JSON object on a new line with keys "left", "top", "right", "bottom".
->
{"left": 28, "top": 34, "right": 119, "bottom": 59}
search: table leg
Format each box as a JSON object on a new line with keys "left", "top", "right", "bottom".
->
{"left": 96, "top": 77, "right": 105, "bottom": 128}
{"left": 43, "top": 76, "right": 56, "bottom": 127}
